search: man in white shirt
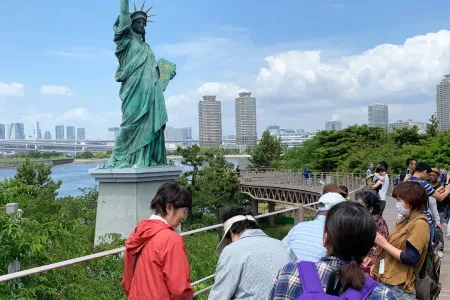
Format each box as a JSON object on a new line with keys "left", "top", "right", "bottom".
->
{"left": 378, "top": 161, "right": 390, "bottom": 216}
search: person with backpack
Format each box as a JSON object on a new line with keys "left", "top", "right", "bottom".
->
{"left": 372, "top": 181, "right": 432, "bottom": 299}
{"left": 121, "top": 183, "right": 193, "bottom": 300}
{"left": 269, "top": 201, "right": 396, "bottom": 300}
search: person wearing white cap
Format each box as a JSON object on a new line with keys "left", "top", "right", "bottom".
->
{"left": 208, "top": 207, "right": 297, "bottom": 300}
{"left": 282, "top": 192, "right": 346, "bottom": 263}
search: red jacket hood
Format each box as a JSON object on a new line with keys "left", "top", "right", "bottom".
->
{"left": 125, "top": 219, "right": 173, "bottom": 255}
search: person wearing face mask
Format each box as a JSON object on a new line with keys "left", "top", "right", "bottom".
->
{"left": 372, "top": 181, "right": 430, "bottom": 299}
{"left": 121, "top": 183, "right": 193, "bottom": 300}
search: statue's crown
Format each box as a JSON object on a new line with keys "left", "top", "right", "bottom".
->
{"left": 130, "top": 1, "right": 154, "bottom": 23}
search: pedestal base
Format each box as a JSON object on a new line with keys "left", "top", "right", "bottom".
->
{"left": 89, "top": 166, "right": 182, "bottom": 244}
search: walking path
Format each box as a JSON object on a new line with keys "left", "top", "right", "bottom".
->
{"left": 383, "top": 196, "right": 450, "bottom": 299}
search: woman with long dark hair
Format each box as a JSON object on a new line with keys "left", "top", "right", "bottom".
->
{"left": 269, "top": 201, "right": 396, "bottom": 299}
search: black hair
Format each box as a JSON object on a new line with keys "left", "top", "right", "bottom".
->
{"left": 415, "top": 162, "right": 432, "bottom": 174}
{"left": 375, "top": 165, "right": 386, "bottom": 173}
{"left": 378, "top": 161, "right": 389, "bottom": 172}
{"left": 324, "top": 201, "right": 376, "bottom": 294}
{"left": 339, "top": 185, "right": 349, "bottom": 197}
{"left": 439, "top": 165, "right": 446, "bottom": 170}
{"left": 355, "top": 188, "right": 381, "bottom": 215}
{"left": 406, "top": 158, "right": 416, "bottom": 166}
{"left": 221, "top": 207, "right": 259, "bottom": 239}
{"left": 150, "top": 182, "right": 192, "bottom": 216}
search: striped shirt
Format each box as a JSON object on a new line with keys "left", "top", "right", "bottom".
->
{"left": 282, "top": 215, "right": 326, "bottom": 263}
{"left": 407, "top": 176, "right": 434, "bottom": 240}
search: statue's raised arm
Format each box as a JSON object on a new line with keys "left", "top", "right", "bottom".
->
{"left": 119, "top": 0, "right": 131, "bottom": 27}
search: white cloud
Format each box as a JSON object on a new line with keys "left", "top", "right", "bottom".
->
{"left": 196, "top": 82, "right": 247, "bottom": 101}
{"left": 256, "top": 30, "right": 450, "bottom": 105}
{"left": 40, "top": 85, "right": 74, "bottom": 96}
{"left": 0, "top": 82, "right": 25, "bottom": 97}
{"left": 61, "top": 108, "right": 92, "bottom": 121}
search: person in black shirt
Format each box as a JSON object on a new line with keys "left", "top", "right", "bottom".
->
{"left": 399, "top": 158, "right": 416, "bottom": 182}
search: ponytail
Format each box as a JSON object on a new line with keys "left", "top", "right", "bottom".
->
{"left": 338, "top": 261, "right": 365, "bottom": 291}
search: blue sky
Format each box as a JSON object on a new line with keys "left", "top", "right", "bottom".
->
{"left": 2, "top": 0, "right": 450, "bottom": 139}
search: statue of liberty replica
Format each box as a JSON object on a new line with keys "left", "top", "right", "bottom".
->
{"left": 107, "top": 0, "right": 176, "bottom": 168}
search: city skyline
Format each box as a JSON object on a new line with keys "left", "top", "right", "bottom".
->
{"left": 2, "top": 1, "right": 450, "bottom": 139}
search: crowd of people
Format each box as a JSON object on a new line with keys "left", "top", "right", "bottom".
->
{"left": 120, "top": 159, "right": 449, "bottom": 299}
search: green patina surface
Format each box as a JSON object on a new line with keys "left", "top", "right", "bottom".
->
{"left": 107, "top": 0, "right": 176, "bottom": 168}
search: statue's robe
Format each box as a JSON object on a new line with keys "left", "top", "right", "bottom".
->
{"left": 107, "top": 15, "right": 167, "bottom": 168}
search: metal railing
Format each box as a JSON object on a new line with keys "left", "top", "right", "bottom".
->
{"left": 240, "top": 170, "right": 365, "bottom": 194}
{"left": 0, "top": 205, "right": 316, "bottom": 298}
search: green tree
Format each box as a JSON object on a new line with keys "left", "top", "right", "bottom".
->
{"left": 426, "top": 114, "right": 439, "bottom": 137}
{"left": 391, "top": 126, "right": 421, "bottom": 147}
{"left": 177, "top": 145, "right": 206, "bottom": 187}
{"left": 249, "top": 130, "right": 283, "bottom": 169}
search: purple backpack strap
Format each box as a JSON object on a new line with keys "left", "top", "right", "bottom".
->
{"left": 341, "top": 278, "right": 377, "bottom": 299}
{"left": 297, "top": 261, "right": 325, "bottom": 294}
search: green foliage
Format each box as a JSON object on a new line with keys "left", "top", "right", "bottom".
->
{"left": 281, "top": 124, "right": 450, "bottom": 174}
{"left": 177, "top": 146, "right": 242, "bottom": 229}
{"left": 177, "top": 145, "right": 206, "bottom": 187}
{"left": 249, "top": 130, "right": 283, "bottom": 169}
{"left": 391, "top": 126, "right": 422, "bottom": 147}
{"left": 282, "top": 125, "right": 387, "bottom": 172}
{"left": 427, "top": 114, "right": 439, "bottom": 137}
{"left": 6, "top": 151, "right": 64, "bottom": 160}
{"left": 0, "top": 155, "right": 295, "bottom": 299}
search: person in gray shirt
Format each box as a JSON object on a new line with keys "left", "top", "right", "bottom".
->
{"left": 209, "top": 207, "right": 297, "bottom": 300}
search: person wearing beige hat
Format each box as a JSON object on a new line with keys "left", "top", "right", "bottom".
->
{"left": 208, "top": 207, "right": 296, "bottom": 300}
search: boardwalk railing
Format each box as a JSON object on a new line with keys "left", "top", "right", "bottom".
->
{"left": 0, "top": 204, "right": 318, "bottom": 298}
{"left": 240, "top": 169, "right": 365, "bottom": 193}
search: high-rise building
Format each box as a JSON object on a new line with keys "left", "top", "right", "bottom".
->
{"left": 368, "top": 103, "right": 389, "bottom": 130}
{"left": 33, "top": 121, "right": 42, "bottom": 140}
{"left": 325, "top": 120, "right": 343, "bottom": 131}
{"left": 235, "top": 92, "right": 257, "bottom": 148}
{"left": 199, "top": 96, "right": 222, "bottom": 147}
{"left": 437, "top": 74, "right": 450, "bottom": 130}
{"left": 183, "top": 127, "right": 192, "bottom": 140}
{"left": 77, "top": 128, "right": 86, "bottom": 140}
{"left": 0, "top": 124, "right": 5, "bottom": 140}
{"left": 55, "top": 125, "right": 64, "bottom": 140}
{"left": 7, "top": 123, "right": 25, "bottom": 140}
{"left": 66, "top": 126, "right": 76, "bottom": 140}
{"left": 106, "top": 127, "right": 120, "bottom": 140}
{"left": 44, "top": 130, "right": 52, "bottom": 140}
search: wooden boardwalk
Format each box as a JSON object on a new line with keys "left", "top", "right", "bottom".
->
{"left": 383, "top": 196, "right": 450, "bottom": 299}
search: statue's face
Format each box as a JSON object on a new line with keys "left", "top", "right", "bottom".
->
{"left": 132, "top": 19, "right": 146, "bottom": 35}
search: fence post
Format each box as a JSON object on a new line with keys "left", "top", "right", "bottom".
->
{"left": 268, "top": 202, "right": 276, "bottom": 225}
{"left": 6, "top": 203, "right": 20, "bottom": 274}
{"left": 251, "top": 199, "right": 259, "bottom": 216}
{"left": 293, "top": 204, "right": 304, "bottom": 225}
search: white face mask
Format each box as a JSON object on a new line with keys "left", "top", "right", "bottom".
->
{"left": 396, "top": 201, "right": 410, "bottom": 217}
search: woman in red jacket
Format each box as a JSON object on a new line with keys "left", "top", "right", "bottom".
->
{"left": 122, "top": 182, "right": 194, "bottom": 300}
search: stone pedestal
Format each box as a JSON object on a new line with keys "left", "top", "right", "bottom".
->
{"left": 89, "top": 166, "right": 182, "bottom": 244}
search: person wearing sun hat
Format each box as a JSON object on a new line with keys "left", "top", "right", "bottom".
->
{"left": 209, "top": 207, "right": 297, "bottom": 300}
{"left": 282, "top": 192, "right": 347, "bottom": 263}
